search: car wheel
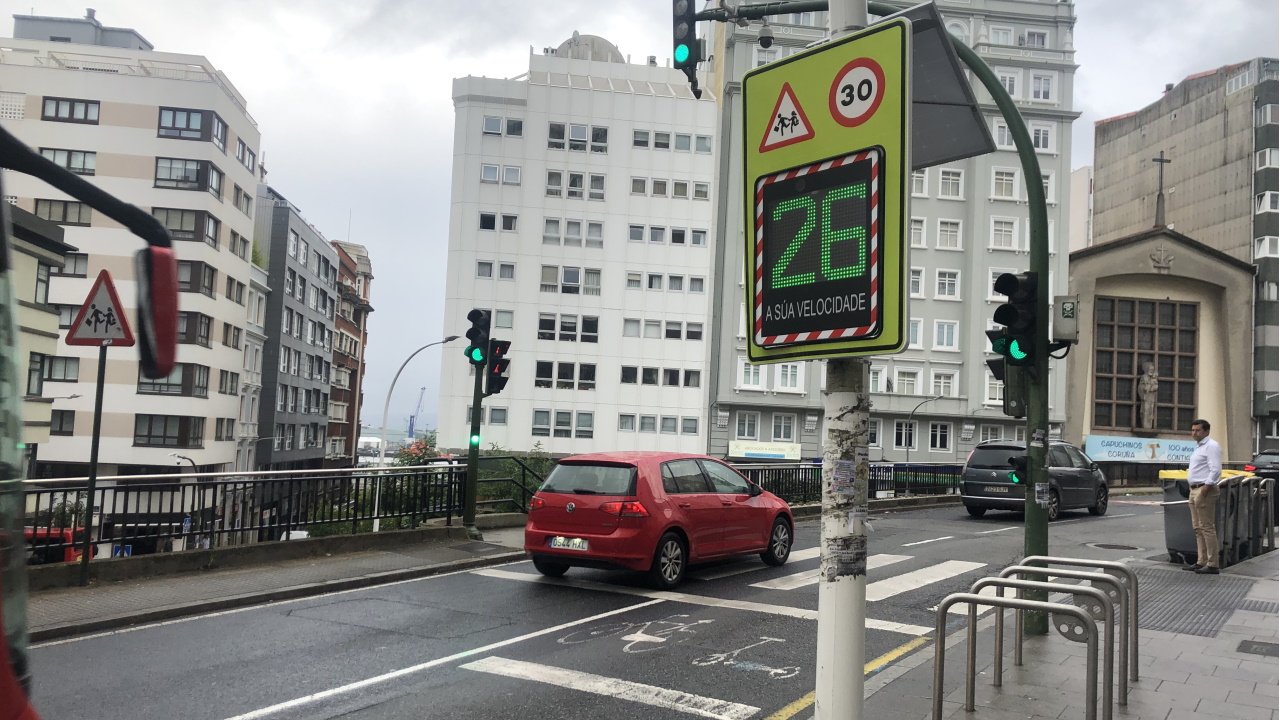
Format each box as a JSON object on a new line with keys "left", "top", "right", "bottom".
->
{"left": 1046, "top": 489, "right": 1061, "bottom": 521}
{"left": 761, "top": 517, "right": 792, "bottom": 566}
{"left": 1088, "top": 485, "right": 1109, "bottom": 516}
{"left": 966, "top": 506, "right": 987, "bottom": 518}
{"left": 532, "top": 558, "right": 569, "bottom": 578}
{"left": 650, "top": 532, "right": 688, "bottom": 590}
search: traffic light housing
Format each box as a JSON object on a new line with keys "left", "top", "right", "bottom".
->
{"left": 486, "top": 340, "right": 511, "bottom": 396}
{"left": 991, "top": 272, "right": 1038, "bottom": 366}
{"left": 985, "top": 340, "right": 1028, "bottom": 418}
{"left": 1008, "top": 455, "right": 1030, "bottom": 484}
{"left": 672, "top": 0, "right": 703, "bottom": 98}
{"left": 464, "top": 309, "right": 490, "bottom": 366}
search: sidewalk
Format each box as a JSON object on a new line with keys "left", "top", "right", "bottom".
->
{"left": 858, "top": 551, "right": 1279, "bottom": 720}
{"left": 26, "top": 526, "right": 529, "bottom": 642}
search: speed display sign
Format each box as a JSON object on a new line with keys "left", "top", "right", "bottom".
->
{"left": 742, "top": 19, "right": 910, "bottom": 363}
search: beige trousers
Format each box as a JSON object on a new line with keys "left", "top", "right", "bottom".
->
{"left": 1189, "top": 484, "right": 1221, "bottom": 568}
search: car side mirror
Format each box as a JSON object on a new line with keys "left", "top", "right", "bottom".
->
{"left": 750, "top": 484, "right": 763, "bottom": 497}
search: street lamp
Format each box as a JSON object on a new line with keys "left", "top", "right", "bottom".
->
{"left": 374, "top": 335, "right": 459, "bottom": 531}
{"left": 169, "top": 452, "right": 197, "bottom": 471}
{"left": 904, "top": 395, "right": 946, "bottom": 467}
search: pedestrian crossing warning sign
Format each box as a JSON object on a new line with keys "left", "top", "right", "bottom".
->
{"left": 66, "top": 269, "right": 135, "bottom": 347}
{"left": 759, "top": 83, "right": 815, "bottom": 153}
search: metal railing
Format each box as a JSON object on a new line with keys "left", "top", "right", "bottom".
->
{"left": 733, "top": 462, "right": 963, "bottom": 502}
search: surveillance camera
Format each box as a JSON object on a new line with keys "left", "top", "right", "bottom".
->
{"left": 758, "top": 23, "right": 774, "bottom": 49}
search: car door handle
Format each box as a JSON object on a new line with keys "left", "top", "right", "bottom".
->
{"left": 679, "top": 502, "right": 693, "bottom": 509}
{"left": 721, "top": 501, "right": 734, "bottom": 506}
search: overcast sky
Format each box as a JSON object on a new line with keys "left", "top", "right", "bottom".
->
{"left": 8, "top": 1, "right": 1277, "bottom": 434}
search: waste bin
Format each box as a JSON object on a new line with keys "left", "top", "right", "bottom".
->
{"left": 1231, "top": 476, "right": 1255, "bottom": 563}
{"left": 1159, "top": 470, "right": 1237, "bottom": 567}
{"left": 1250, "top": 477, "right": 1277, "bottom": 556}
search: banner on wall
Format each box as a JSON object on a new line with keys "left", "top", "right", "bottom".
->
{"left": 1084, "top": 434, "right": 1198, "bottom": 463}
{"left": 729, "top": 441, "right": 803, "bottom": 461}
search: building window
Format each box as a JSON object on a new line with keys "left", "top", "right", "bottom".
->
{"left": 476, "top": 261, "right": 493, "bottom": 278}
{"left": 178, "top": 312, "right": 212, "bottom": 346}
{"left": 1257, "top": 148, "right": 1279, "bottom": 170}
{"left": 939, "top": 169, "right": 963, "bottom": 198}
{"left": 138, "top": 363, "right": 209, "bottom": 397}
{"left": 569, "top": 124, "right": 588, "bottom": 152}
{"left": 736, "top": 412, "right": 759, "bottom": 440}
{"left": 692, "top": 230, "right": 707, "bottom": 247}
{"left": 154, "top": 158, "right": 199, "bottom": 190}
{"left": 911, "top": 170, "right": 927, "bottom": 197}
{"left": 773, "top": 414, "right": 795, "bottom": 442}
{"left": 684, "top": 370, "right": 701, "bottom": 388}
{"left": 738, "top": 357, "right": 763, "bottom": 389}
{"left": 1257, "top": 191, "right": 1279, "bottom": 213}
{"left": 499, "top": 263, "right": 515, "bottom": 280}
{"left": 686, "top": 323, "right": 703, "bottom": 340}
{"left": 895, "top": 369, "right": 919, "bottom": 395}
{"left": 933, "top": 321, "right": 958, "bottom": 351}
{"left": 642, "top": 367, "right": 659, "bottom": 385}
{"left": 693, "top": 183, "right": 710, "bottom": 200}
{"left": 52, "top": 253, "right": 88, "bottom": 277}
{"left": 1031, "top": 74, "right": 1053, "bottom": 100}
{"left": 34, "top": 199, "right": 91, "bottom": 226}
{"left": 910, "top": 217, "right": 925, "bottom": 247}
{"left": 481, "top": 164, "right": 499, "bottom": 183}
{"left": 997, "top": 69, "right": 1018, "bottom": 98}
{"left": 696, "top": 135, "right": 712, "bottom": 153}
{"left": 936, "top": 270, "right": 959, "bottom": 298}
{"left": 663, "top": 368, "right": 681, "bottom": 387}
{"left": 51, "top": 409, "right": 75, "bottom": 436}
{"left": 994, "top": 120, "right": 1014, "bottom": 149}
{"left": 991, "top": 218, "right": 1017, "bottom": 249}
{"left": 589, "top": 174, "right": 606, "bottom": 200}
{"left": 869, "top": 367, "right": 883, "bottom": 393}
{"left": 894, "top": 420, "right": 917, "bottom": 450}
{"left": 39, "top": 148, "right": 95, "bottom": 175}
{"left": 502, "top": 166, "right": 521, "bottom": 185}
{"left": 980, "top": 425, "right": 1003, "bottom": 442}
{"left": 909, "top": 319, "right": 922, "bottom": 349}
{"left": 134, "top": 415, "right": 204, "bottom": 448}
{"left": 1093, "top": 297, "right": 1198, "bottom": 431}
{"left": 555, "top": 411, "right": 573, "bottom": 438}
{"left": 681, "top": 418, "right": 698, "bottom": 435}
{"left": 548, "top": 122, "right": 566, "bottom": 149}
{"left": 776, "top": 363, "right": 802, "bottom": 391}
{"left": 1024, "top": 31, "right": 1047, "bottom": 48}
{"left": 482, "top": 116, "right": 501, "bottom": 135}
{"left": 33, "top": 262, "right": 51, "bottom": 304}
{"left": 992, "top": 169, "right": 1017, "bottom": 199}
{"left": 1031, "top": 124, "right": 1053, "bottom": 151}
{"left": 937, "top": 220, "right": 962, "bottom": 249}
{"left": 909, "top": 268, "right": 923, "bottom": 297}
{"left": 868, "top": 418, "right": 881, "bottom": 447}
{"left": 986, "top": 373, "right": 1004, "bottom": 404}
{"left": 26, "top": 354, "right": 44, "bottom": 397}
{"left": 591, "top": 126, "right": 608, "bottom": 153}
{"left": 932, "top": 371, "right": 955, "bottom": 397}
{"left": 1257, "top": 104, "right": 1279, "bottom": 126}
{"left": 43, "top": 97, "right": 100, "bottom": 124}
{"left": 1254, "top": 236, "right": 1279, "bottom": 259}
{"left": 480, "top": 212, "right": 497, "bottom": 231}
{"left": 929, "top": 423, "right": 953, "bottom": 452}
{"left": 633, "top": 130, "right": 650, "bottom": 148}
{"left": 619, "top": 414, "right": 637, "bottom": 431}
{"left": 235, "top": 139, "right": 256, "bottom": 171}
{"left": 674, "top": 134, "right": 692, "bottom": 152}
{"left": 626, "top": 272, "right": 642, "bottom": 289}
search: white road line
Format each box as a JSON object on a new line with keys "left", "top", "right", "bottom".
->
{"left": 902, "top": 536, "right": 954, "bottom": 547}
{"left": 976, "top": 526, "right": 1018, "bottom": 534}
{"left": 692, "top": 547, "right": 821, "bottom": 580}
{"left": 31, "top": 559, "right": 529, "bottom": 650}
{"left": 750, "top": 554, "right": 911, "bottom": 591}
{"left": 866, "top": 561, "right": 987, "bottom": 602}
{"left": 944, "top": 585, "right": 999, "bottom": 615}
{"left": 461, "top": 656, "right": 760, "bottom": 720}
{"left": 218, "top": 598, "right": 666, "bottom": 720}
{"left": 472, "top": 567, "right": 933, "bottom": 635}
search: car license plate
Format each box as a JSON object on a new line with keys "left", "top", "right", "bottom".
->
{"left": 984, "top": 486, "right": 1010, "bottom": 494}
{"left": 550, "top": 536, "right": 589, "bottom": 551}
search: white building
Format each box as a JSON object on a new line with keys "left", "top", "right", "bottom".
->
{"left": 437, "top": 35, "right": 718, "bottom": 454}
{"left": 706, "top": 0, "right": 1078, "bottom": 463}
{"left": 2, "top": 12, "right": 262, "bottom": 475}
{"left": 1068, "top": 165, "right": 1092, "bottom": 252}
{"left": 235, "top": 264, "right": 269, "bottom": 471}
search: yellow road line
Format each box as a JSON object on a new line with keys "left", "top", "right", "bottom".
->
{"left": 763, "top": 636, "right": 932, "bottom": 720}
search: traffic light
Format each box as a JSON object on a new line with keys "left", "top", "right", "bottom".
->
{"left": 991, "top": 272, "right": 1038, "bottom": 366}
{"left": 486, "top": 340, "right": 511, "bottom": 396}
{"left": 1008, "top": 455, "right": 1030, "bottom": 484}
{"left": 985, "top": 341, "right": 1027, "bottom": 418}
{"left": 464, "top": 309, "right": 490, "bottom": 366}
{"left": 672, "top": 0, "right": 703, "bottom": 98}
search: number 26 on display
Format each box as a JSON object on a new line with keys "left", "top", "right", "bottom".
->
{"left": 770, "top": 182, "right": 868, "bottom": 289}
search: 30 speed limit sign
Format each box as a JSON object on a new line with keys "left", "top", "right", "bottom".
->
{"left": 828, "top": 58, "right": 885, "bottom": 128}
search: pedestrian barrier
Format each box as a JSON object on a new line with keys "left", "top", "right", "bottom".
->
{"left": 967, "top": 577, "right": 1117, "bottom": 720}
{"left": 933, "top": 594, "right": 1099, "bottom": 720}
{"left": 997, "top": 566, "right": 1130, "bottom": 710}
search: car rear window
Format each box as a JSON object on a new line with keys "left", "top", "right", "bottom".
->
{"left": 540, "top": 463, "right": 636, "bottom": 495}
{"left": 968, "top": 447, "right": 1023, "bottom": 469}
{"left": 1255, "top": 452, "right": 1278, "bottom": 464}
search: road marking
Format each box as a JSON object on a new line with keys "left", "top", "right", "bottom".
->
{"left": 763, "top": 636, "right": 931, "bottom": 720}
{"left": 750, "top": 554, "right": 910, "bottom": 591}
{"left": 976, "top": 526, "right": 1018, "bottom": 534}
{"left": 1054, "top": 512, "right": 1135, "bottom": 526}
{"left": 462, "top": 656, "right": 759, "bottom": 720}
{"left": 218, "top": 598, "right": 666, "bottom": 720}
{"left": 942, "top": 585, "right": 999, "bottom": 615}
{"left": 694, "top": 547, "right": 821, "bottom": 580}
{"left": 902, "top": 536, "right": 954, "bottom": 547}
{"left": 31, "top": 559, "right": 529, "bottom": 649}
{"left": 472, "top": 568, "right": 932, "bottom": 635}
{"left": 866, "top": 561, "right": 987, "bottom": 602}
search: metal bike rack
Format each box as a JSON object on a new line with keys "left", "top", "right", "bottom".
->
{"left": 971, "top": 578, "right": 1116, "bottom": 720}
{"left": 935, "top": 594, "right": 1099, "bottom": 720}
{"left": 1001, "top": 565, "right": 1132, "bottom": 707}
{"left": 1022, "top": 556, "right": 1140, "bottom": 683}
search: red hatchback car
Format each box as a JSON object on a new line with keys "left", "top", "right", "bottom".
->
{"left": 524, "top": 451, "right": 794, "bottom": 589}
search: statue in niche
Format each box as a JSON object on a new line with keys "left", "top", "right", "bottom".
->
{"left": 1137, "top": 361, "right": 1159, "bottom": 429}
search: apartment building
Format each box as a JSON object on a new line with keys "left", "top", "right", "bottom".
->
{"left": 328, "top": 240, "right": 373, "bottom": 466}
{"left": 706, "top": 0, "right": 1076, "bottom": 463}
{"left": 437, "top": 34, "right": 718, "bottom": 454}
{"left": 234, "top": 264, "right": 269, "bottom": 471}
{"left": 254, "top": 185, "right": 339, "bottom": 470}
{"left": 2, "top": 12, "right": 262, "bottom": 476}
{"left": 1090, "top": 58, "right": 1279, "bottom": 450}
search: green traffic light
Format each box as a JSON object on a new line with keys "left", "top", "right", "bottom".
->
{"left": 1008, "top": 338, "right": 1029, "bottom": 361}
{"left": 990, "top": 336, "right": 1009, "bottom": 354}
{"left": 675, "top": 43, "right": 689, "bottom": 64}
{"left": 468, "top": 346, "right": 485, "bottom": 363}
{"left": 470, "top": 434, "right": 481, "bottom": 445}
{"left": 1008, "top": 471, "right": 1020, "bottom": 484}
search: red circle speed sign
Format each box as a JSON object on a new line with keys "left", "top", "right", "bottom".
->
{"left": 828, "top": 57, "right": 885, "bottom": 128}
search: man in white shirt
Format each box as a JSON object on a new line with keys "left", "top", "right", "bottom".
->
{"left": 1185, "top": 419, "right": 1224, "bottom": 574}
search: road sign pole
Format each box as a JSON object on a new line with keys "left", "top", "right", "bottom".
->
{"left": 462, "top": 362, "right": 485, "bottom": 541}
{"left": 78, "top": 344, "right": 108, "bottom": 587}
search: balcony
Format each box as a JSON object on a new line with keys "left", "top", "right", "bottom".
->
{"left": 237, "top": 421, "right": 258, "bottom": 440}
{"left": 242, "top": 370, "right": 262, "bottom": 389}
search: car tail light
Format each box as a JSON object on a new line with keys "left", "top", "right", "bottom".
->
{"left": 1245, "top": 465, "right": 1257, "bottom": 472}
{"left": 529, "top": 496, "right": 546, "bottom": 510}
{"left": 600, "top": 501, "right": 649, "bottom": 517}
{"left": 965, "top": 449, "right": 975, "bottom": 466}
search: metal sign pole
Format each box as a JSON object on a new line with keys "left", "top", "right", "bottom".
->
{"left": 78, "top": 343, "right": 108, "bottom": 586}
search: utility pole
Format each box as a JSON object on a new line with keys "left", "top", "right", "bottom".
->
{"left": 462, "top": 359, "right": 485, "bottom": 540}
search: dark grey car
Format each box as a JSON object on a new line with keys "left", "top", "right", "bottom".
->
{"left": 960, "top": 441, "right": 1108, "bottom": 521}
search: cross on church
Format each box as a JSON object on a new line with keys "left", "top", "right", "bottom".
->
{"left": 1152, "top": 151, "right": 1172, "bottom": 227}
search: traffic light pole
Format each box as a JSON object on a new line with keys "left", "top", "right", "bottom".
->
{"left": 463, "top": 363, "right": 484, "bottom": 541}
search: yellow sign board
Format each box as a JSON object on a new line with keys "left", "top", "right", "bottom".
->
{"left": 742, "top": 19, "right": 911, "bottom": 363}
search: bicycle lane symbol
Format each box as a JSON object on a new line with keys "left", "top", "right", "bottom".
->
{"left": 692, "top": 637, "right": 801, "bottom": 679}
{"left": 558, "top": 614, "right": 715, "bottom": 654}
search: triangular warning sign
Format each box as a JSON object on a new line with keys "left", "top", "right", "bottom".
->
{"left": 66, "top": 270, "right": 135, "bottom": 347}
{"left": 759, "top": 83, "right": 815, "bottom": 153}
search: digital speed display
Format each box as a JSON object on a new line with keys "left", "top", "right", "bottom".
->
{"left": 755, "top": 148, "right": 882, "bottom": 345}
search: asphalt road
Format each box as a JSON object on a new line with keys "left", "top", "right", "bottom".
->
{"left": 27, "top": 499, "right": 1165, "bottom": 720}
